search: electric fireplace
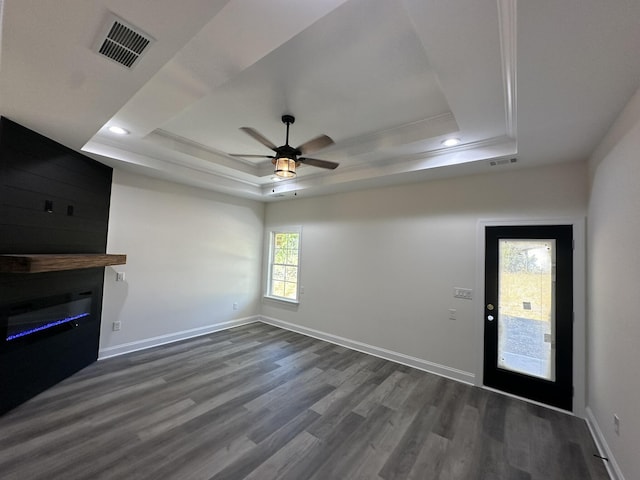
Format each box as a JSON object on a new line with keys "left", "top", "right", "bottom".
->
{"left": 2, "top": 291, "right": 92, "bottom": 348}
{"left": 0, "top": 280, "right": 103, "bottom": 415}
{"left": 0, "top": 117, "right": 114, "bottom": 415}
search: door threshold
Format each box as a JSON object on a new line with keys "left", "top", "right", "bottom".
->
{"left": 481, "top": 385, "right": 574, "bottom": 416}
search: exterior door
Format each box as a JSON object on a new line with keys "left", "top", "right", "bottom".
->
{"left": 484, "top": 225, "right": 573, "bottom": 410}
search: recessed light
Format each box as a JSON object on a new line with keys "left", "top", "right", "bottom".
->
{"left": 108, "top": 126, "right": 129, "bottom": 135}
{"left": 442, "top": 137, "right": 461, "bottom": 147}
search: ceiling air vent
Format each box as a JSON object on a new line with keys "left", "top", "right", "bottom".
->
{"left": 94, "top": 14, "right": 153, "bottom": 69}
{"left": 490, "top": 158, "right": 517, "bottom": 167}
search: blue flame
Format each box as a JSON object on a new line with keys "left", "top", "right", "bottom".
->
{"left": 6, "top": 313, "right": 90, "bottom": 341}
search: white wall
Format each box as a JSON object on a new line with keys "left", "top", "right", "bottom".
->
{"left": 587, "top": 86, "right": 640, "bottom": 479}
{"left": 100, "top": 169, "right": 265, "bottom": 356}
{"left": 262, "top": 162, "right": 587, "bottom": 382}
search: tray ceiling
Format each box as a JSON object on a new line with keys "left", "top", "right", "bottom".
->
{"left": 1, "top": 0, "right": 639, "bottom": 200}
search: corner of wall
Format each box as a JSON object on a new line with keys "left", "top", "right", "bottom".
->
{"left": 585, "top": 407, "right": 627, "bottom": 480}
{"left": 586, "top": 84, "right": 640, "bottom": 480}
{"left": 588, "top": 86, "right": 640, "bottom": 179}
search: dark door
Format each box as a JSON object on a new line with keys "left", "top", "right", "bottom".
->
{"left": 484, "top": 225, "right": 573, "bottom": 410}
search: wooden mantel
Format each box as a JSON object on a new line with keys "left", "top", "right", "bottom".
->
{"left": 0, "top": 254, "right": 127, "bottom": 273}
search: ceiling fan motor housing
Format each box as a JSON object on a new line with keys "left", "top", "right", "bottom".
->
{"left": 276, "top": 145, "right": 301, "bottom": 158}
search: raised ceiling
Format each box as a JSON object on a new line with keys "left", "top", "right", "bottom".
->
{"left": 1, "top": 0, "right": 639, "bottom": 200}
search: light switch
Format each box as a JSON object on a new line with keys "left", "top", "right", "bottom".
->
{"left": 116, "top": 271, "right": 125, "bottom": 282}
{"left": 453, "top": 287, "right": 473, "bottom": 300}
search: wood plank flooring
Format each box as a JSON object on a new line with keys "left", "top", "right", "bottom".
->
{"left": 0, "top": 323, "right": 609, "bottom": 480}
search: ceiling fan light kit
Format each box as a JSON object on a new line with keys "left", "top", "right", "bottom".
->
{"left": 231, "top": 115, "right": 339, "bottom": 179}
{"left": 274, "top": 157, "right": 296, "bottom": 178}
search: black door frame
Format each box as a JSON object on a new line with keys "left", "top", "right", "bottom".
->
{"left": 476, "top": 219, "right": 586, "bottom": 414}
{"left": 484, "top": 225, "right": 573, "bottom": 410}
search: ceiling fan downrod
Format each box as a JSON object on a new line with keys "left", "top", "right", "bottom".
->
{"left": 282, "top": 115, "right": 295, "bottom": 146}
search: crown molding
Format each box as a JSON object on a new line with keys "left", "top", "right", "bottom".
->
{"left": 498, "top": 0, "right": 518, "bottom": 140}
{"left": 82, "top": 139, "right": 264, "bottom": 198}
{"left": 265, "top": 136, "right": 517, "bottom": 197}
{"left": 323, "top": 112, "right": 459, "bottom": 157}
{"left": 148, "top": 129, "right": 261, "bottom": 176}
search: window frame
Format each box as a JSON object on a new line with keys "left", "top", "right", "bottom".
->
{"left": 264, "top": 226, "right": 302, "bottom": 304}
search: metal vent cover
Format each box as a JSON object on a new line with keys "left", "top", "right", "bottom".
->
{"left": 490, "top": 157, "right": 517, "bottom": 167}
{"left": 94, "top": 14, "right": 153, "bottom": 68}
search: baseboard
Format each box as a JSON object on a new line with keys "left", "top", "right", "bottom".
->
{"left": 98, "top": 316, "right": 259, "bottom": 359}
{"left": 259, "top": 315, "right": 475, "bottom": 385}
{"left": 585, "top": 406, "right": 625, "bottom": 480}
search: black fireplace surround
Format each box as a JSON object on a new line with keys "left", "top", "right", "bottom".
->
{"left": 0, "top": 118, "right": 113, "bottom": 414}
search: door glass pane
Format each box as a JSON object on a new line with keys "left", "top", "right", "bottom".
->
{"left": 498, "top": 239, "right": 556, "bottom": 381}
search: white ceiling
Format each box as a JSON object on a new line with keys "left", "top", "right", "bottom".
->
{"left": 1, "top": 0, "right": 639, "bottom": 201}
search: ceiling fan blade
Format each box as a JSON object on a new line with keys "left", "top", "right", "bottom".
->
{"left": 298, "top": 157, "right": 339, "bottom": 170}
{"left": 240, "top": 127, "right": 278, "bottom": 151}
{"left": 229, "top": 154, "right": 275, "bottom": 159}
{"left": 296, "top": 135, "right": 334, "bottom": 155}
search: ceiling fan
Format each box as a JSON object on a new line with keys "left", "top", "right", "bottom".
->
{"left": 230, "top": 115, "right": 339, "bottom": 178}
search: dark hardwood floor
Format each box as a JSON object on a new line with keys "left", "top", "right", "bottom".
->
{"left": 0, "top": 323, "right": 609, "bottom": 479}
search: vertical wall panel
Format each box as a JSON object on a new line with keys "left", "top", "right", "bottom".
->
{"left": 0, "top": 118, "right": 113, "bottom": 415}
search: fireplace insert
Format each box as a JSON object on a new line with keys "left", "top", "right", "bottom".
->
{"left": 1, "top": 291, "right": 93, "bottom": 350}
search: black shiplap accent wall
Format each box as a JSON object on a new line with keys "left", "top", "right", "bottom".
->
{"left": 0, "top": 118, "right": 112, "bottom": 253}
{"left": 0, "top": 118, "right": 113, "bottom": 415}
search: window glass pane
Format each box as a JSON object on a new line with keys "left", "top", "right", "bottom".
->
{"left": 272, "top": 265, "right": 285, "bottom": 281}
{"left": 498, "top": 239, "right": 556, "bottom": 381}
{"left": 286, "top": 251, "right": 298, "bottom": 266}
{"left": 275, "top": 233, "right": 287, "bottom": 248}
{"left": 284, "top": 282, "right": 297, "bottom": 299}
{"left": 285, "top": 266, "right": 298, "bottom": 282}
{"left": 272, "top": 281, "right": 285, "bottom": 297}
{"left": 287, "top": 234, "right": 299, "bottom": 249}
{"left": 274, "top": 248, "right": 286, "bottom": 264}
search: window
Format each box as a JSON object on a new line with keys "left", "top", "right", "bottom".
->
{"left": 267, "top": 229, "right": 301, "bottom": 302}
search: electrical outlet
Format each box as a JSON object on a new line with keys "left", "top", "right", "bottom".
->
{"left": 112, "top": 321, "right": 121, "bottom": 331}
{"left": 614, "top": 414, "right": 620, "bottom": 435}
{"left": 233, "top": 302, "right": 238, "bottom": 311}
{"left": 448, "top": 309, "right": 457, "bottom": 320}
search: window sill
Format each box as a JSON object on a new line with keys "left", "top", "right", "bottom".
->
{"left": 263, "top": 295, "right": 299, "bottom": 305}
